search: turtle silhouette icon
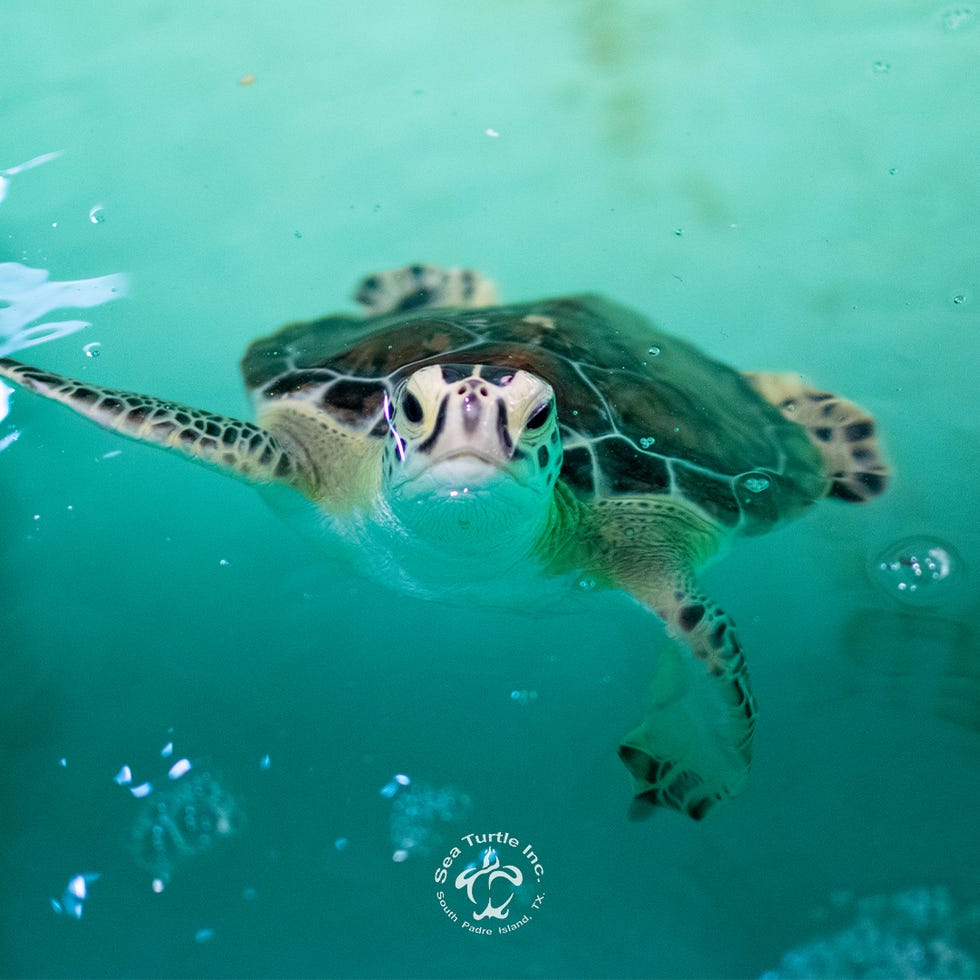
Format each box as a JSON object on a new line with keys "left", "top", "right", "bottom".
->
{"left": 455, "top": 848, "right": 523, "bottom": 920}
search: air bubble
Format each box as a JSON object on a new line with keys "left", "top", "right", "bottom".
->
{"left": 168, "top": 758, "right": 192, "bottom": 780}
{"left": 131, "top": 770, "right": 239, "bottom": 885}
{"left": 509, "top": 689, "right": 539, "bottom": 705}
{"left": 51, "top": 872, "right": 100, "bottom": 919}
{"left": 380, "top": 777, "right": 401, "bottom": 798}
{"left": 647, "top": 346, "right": 661, "bottom": 356}
{"left": 388, "top": 781, "right": 472, "bottom": 858}
{"left": 68, "top": 874, "right": 91, "bottom": 900}
{"left": 83, "top": 341, "right": 101, "bottom": 357}
{"left": 952, "top": 293, "right": 967, "bottom": 305}
{"left": 941, "top": 6, "right": 975, "bottom": 32}
{"left": 0, "top": 429, "right": 21, "bottom": 453}
{"left": 739, "top": 473, "right": 771, "bottom": 494}
{"left": 639, "top": 436, "right": 656, "bottom": 449}
{"left": 762, "top": 886, "right": 976, "bottom": 979}
{"left": 576, "top": 576, "right": 596, "bottom": 592}
{"left": 871, "top": 60, "right": 891, "bottom": 74}
{"left": 870, "top": 536, "right": 963, "bottom": 606}
{"left": 88, "top": 205, "right": 105, "bottom": 224}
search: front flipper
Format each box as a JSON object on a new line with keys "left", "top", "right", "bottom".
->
{"left": 0, "top": 357, "right": 315, "bottom": 494}
{"left": 582, "top": 498, "right": 756, "bottom": 820}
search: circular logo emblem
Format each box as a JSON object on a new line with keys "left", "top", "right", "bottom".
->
{"left": 433, "top": 832, "right": 545, "bottom": 935}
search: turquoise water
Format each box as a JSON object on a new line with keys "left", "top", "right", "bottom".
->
{"left": 2, "top": 2, "right": 978, "bottom": 976}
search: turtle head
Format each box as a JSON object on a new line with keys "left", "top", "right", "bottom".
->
{"left": 381, "top": 363, "right": 562, "bottom": 547}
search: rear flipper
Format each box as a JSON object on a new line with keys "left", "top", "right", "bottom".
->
{"left": 619, "top": 594, "right": 756, "bottom": 821}
{"left": 589, "top": 498, "right": 757, "bottom": 820}
{"left": 744, "top": 371, "right": 889, "bottom": 502}
{"left": 353, "top": 264, "right": 499, "bottom": 314}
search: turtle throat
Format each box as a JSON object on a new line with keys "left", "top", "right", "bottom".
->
{"left": 384, "top": 455, "right": 554, "bottom": 558}
{"left": 379, "top": 363, "right": 563, "bottom": 558}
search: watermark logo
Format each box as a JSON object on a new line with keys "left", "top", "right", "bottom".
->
{"left": 433, "top": 832, "right": 545, "bottom": 935}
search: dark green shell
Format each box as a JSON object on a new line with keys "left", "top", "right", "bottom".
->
{"left": 241, "top": 295, "right": 826, "bottom": 533}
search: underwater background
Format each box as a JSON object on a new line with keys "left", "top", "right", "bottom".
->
{"left": 1, "top": 2, "right": 978, "bottom": 977}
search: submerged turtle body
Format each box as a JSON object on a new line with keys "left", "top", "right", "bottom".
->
{"left": 0, "top": 264, "right": 889, "bottom": 820}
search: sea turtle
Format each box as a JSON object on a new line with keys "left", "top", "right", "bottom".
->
{"left": 0, "top": 264, "right": 889, "bottom": 819}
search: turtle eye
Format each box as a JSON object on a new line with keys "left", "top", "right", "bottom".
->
{"left": 402, "top": 392, "right": 424, "bottom": 424}
{"left": 526, "top": 403, "right": 552, "bottom": 431}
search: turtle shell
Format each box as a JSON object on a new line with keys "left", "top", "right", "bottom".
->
{"left": 241, "top": 294, "right": 826, "bottom": 533}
